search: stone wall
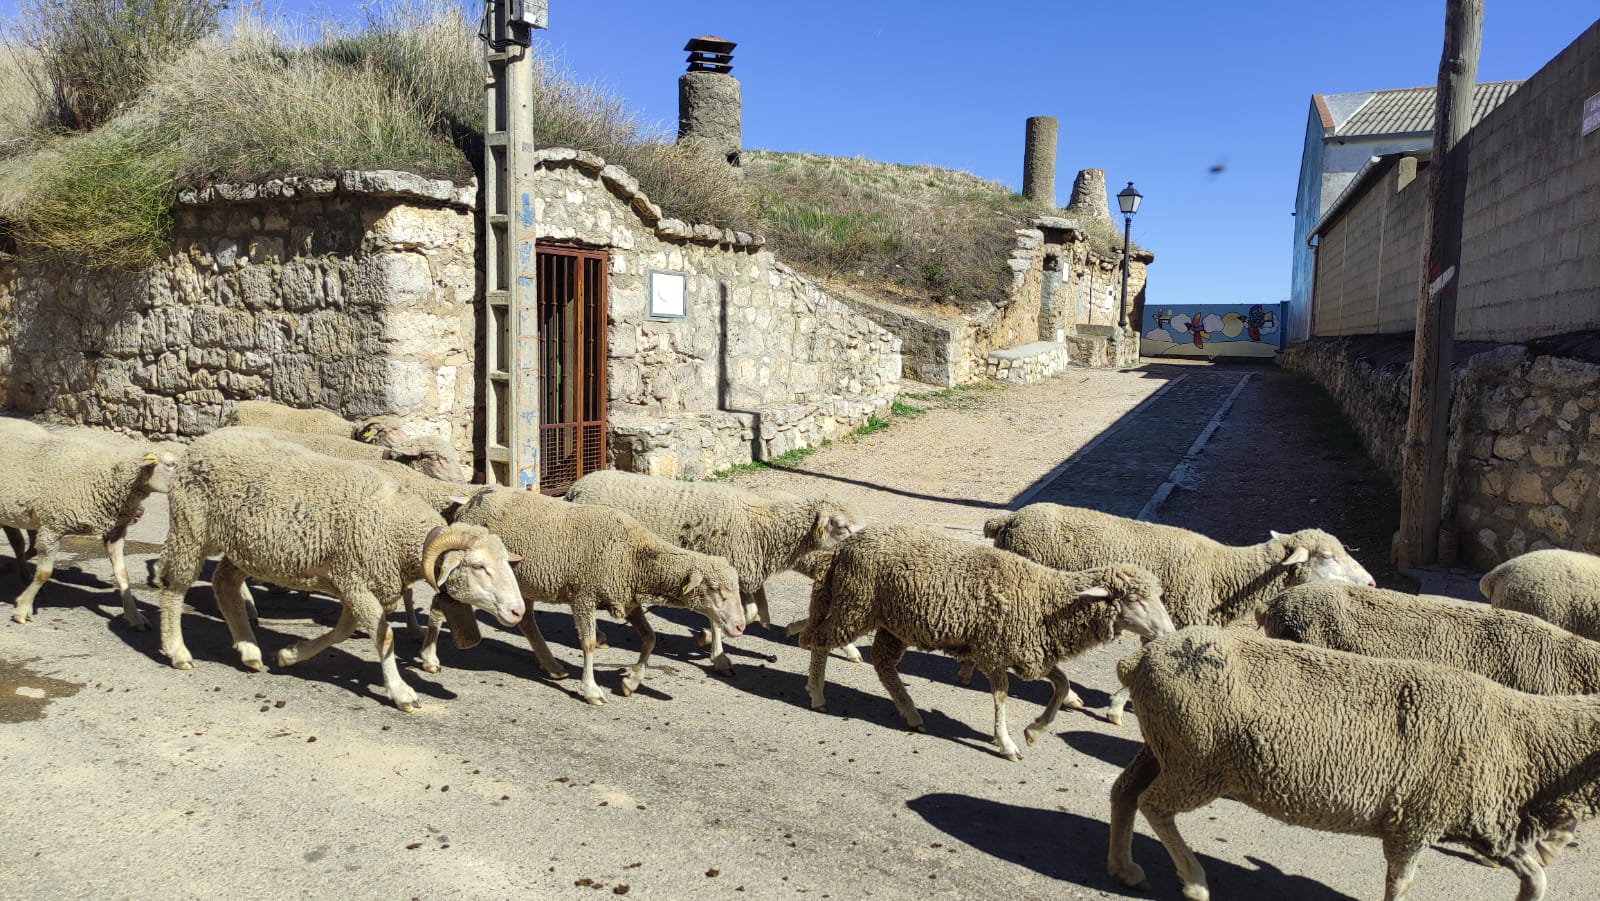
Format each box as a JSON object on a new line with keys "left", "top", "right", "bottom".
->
{"left": 531, "top": 148, "right": 901, "bottom": 476}
{"left": 1308, "top": 19, "right": 1600, "bottom": 343}
{"left": 0, "top": 171, "right": 479, "bottom": 457}
{"left": 1283, "top": 333, "right": 1600, "bottom": 567}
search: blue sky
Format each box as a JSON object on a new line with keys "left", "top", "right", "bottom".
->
{"left": 4, "top": 1, "right": 1595, "bottom": 305}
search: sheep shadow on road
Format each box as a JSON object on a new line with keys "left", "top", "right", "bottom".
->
{"left": 906, "top": 793, "right": 1359, "bottom": 901}
{"left": 1058, "top": 729, "right": 1144, "bottom": 768}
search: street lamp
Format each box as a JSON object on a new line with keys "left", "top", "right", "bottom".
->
{"left": 1116, "top": 181, "right": 1142, "bottom": 330}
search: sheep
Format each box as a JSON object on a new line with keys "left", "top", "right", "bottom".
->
{"left": 219, "top": 402, "right": 467, "bottom": 481}
{"left": 1108, "top": 626, "right": 1600, "bottom": 901}
{"left": 0, "top": 419, "right": 180, "bottom": 628}
{"left": 1481, "top": 549, "right": 1600, "bottom": 642}
{"left": 794, "top": 524, "right": 1174, "bottom": 760}
{"left": 1259, "top": 581, "right": 1600, "bottom": 695}
{"left": 565, "top": 470, "right": 865, "bottom": 674}
{"left": 155, "top": 428, "right": 525, "bottom": 712}
{"left": 983, "top": 502, "right": 1374, "bottom": 724}
{"left": 220, "top": 399, "right": 354, "bottom": 436}
{"left": 449, "top": 487, "right": 746, "bottom": 703}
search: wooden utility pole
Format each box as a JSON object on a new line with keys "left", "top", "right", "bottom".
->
{"left": 1397, "top": 0, "right": 1483, "bottom": 569}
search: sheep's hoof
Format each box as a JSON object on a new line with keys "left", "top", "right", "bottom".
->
{"left": 1001, "top": 750, "right": 1021, "bottom": 762}
{"left": 1181, "top": 886, "right": 1210, "bottom": 901}
{"left": 125, "top": 615, "right": 150, "bottom": 631}
{"left": 172, "top": 660, "right": 194, "bottom": 671}
{"left": 11, "top": 612, "right": 30, "bottom": 624}
{"left": 841, "top": 645, "right": 864, "bottom": 664}
{"left": 276, "top": 649, "right": 299, "bottom": 667}
{"left": 398, "top": 701, "right": 421, "bottom": 713}
{"left": 584, "top": 695, "right": 606, "bottom": 706}
{"left": 1023, "top": 728, "right": 1042, "bottom": 747}
{"left": 909, "top": 724, "right": 926, "bottom": 734}
{"left": 545, "top": 668, "right": 570, "bottom": 680}
{"left": 811, "top": 704, "right": 828, "bottom": 714}
{"left": 1106, "top": 711, "right": 1124, "bottom": 727}
{"left": 241, "top": 659, "right": 264, "bottom": 673}
{"left": 1065, "top": 695, "right": 1084, "bottom": 710}
{"left": 1108, "top": 861, "right": 1148, "bottom": 890}
{"left": 421, "top": 663, "right": 442, "bottom": 674}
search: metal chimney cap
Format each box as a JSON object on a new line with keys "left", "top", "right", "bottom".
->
{"left": 685, "top": 36, "right": 736, "bottom": 54}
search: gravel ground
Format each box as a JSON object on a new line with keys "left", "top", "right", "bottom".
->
{"left": 0, "top": 364, "right": 1588, "bottom": 901}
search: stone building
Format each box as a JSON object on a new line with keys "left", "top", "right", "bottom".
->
{"left": 0, "top": 158, "right": 900, "bottom": 486}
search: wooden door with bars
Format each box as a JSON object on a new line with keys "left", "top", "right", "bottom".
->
{"left": 536, "top": 244, "right": 608, "bottom": 495}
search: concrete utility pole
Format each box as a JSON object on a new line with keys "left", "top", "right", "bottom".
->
{"left": 480, "top": 1, "right": 548, "bottom": 488}
{"left": 1397, "top": 0, "right": 1483, "bottom": 568}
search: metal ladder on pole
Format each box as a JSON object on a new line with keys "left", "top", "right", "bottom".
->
{"left": 480, "top": 1, "right": 547, "bottom": 487}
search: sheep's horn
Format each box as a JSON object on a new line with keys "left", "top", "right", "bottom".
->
{"left": 421, "top": 526, "right": 478, "bottom": 590}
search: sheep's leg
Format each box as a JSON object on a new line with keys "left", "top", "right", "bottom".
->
{"left": 870, "top": 630, "right": 924, "bottom": 733}
{"left": 210, "top": 559, "right": 263, "bottom": 672}
{"left": 3, "top": 526, "right": 28, "bottom": 580}
{"left": 620, "top": 607, "right": 655, "bottom": 697}
{"left": 102, "top": 529, "right": 148, "bottom": 630}
{"left": 240, "top": 580, "right": 260, "bottom": 627}
{"left": 157, "top": 539, "right": 207, "bottom": 669}
{"left": 1106, "top": 685, "right": 1133, "bottom": 726}
{"left": 806, "top": 645, "right": 831, "bottom": 712}
{"left": 702, "top": 621, "right": 734, "bottom": 676}
{"left": 277, "top": 601, "right": 357, "bottom": 667}
{"left": 419, "top": 606, "right": 444, "bottom": 674}
{"left": 1504, "top": 845, "right": 1546, "bottom": 901}
{"left": 985, "top": 667, "right": 1021, "bottom": 761}
{"left": 571, "top": 599, "right": 605, "bottom": 705}
{"left": 402, "top": 586, "right": 426, "bottom": 641}
{"left": 1107, "top": 746, "right": 1160, "bottom": 890}
{"left": 364, "top": 605, "right": 419, "bottom": 713}
{"left": 10, "top": 529, "right": 61, "bottom": 624}
{"left": 1023, "top": 665, "right": 1079, "bottom": 747}
{"left": 1380, "top": 836, "right": 1425, "bottom": 901}
{"left": 514, "top": 608, "right": 570, "bottom": 680}
{"left": 957, "top": 660, "right": 976, "bottom": 686}
{"left": 752, "top": 585, "right": 771, "bottom": 630}
{"left": 1142, "top": 807, "right": 1209, "bottom": 901}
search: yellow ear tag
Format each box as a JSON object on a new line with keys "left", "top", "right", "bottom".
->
{"left": 142, "top": 453, "right": 159, "bottom": 464}
{"left": 681, "top": 583, "right": 693, "bottom": 594}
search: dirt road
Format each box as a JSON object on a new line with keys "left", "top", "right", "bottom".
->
{"left": 1, "top": 364, "right": 1581, "bottom": 900}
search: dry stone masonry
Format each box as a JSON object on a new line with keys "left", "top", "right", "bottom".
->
{"left": 0, "top": 170, "right": 478, "bottom": 458}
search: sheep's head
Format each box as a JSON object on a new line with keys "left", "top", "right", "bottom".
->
{"left": 1272, "top": 529, "right": 1375, "bottom": 588}
{"left": 813, "top": 500, "right": 867, "bottom": 549}
{"left": 681, "top": 559, "right": 744, "bottom": 638}
{"left": 140, "top": 450, "right": 181, "bottom": 494}
{"left": 1088, "top": 563, "right": 1175, "bottom": 640}
{"left": 422, "top": 524, "right": 525, "bottom": 627}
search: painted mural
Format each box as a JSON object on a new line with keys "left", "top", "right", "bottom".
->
{"left": 1140, "top": 301, "right": 1288, "bottom": 359}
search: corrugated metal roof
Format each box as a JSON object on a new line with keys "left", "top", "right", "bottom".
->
{"left": 1332, "top": 81, "right": 1522, "bottom": 137}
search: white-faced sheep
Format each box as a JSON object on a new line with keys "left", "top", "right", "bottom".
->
{"left": 156, "top": 429, "right": 525, "bottom": 712}
{"left": 1481, "top": 549, "right": 1600, "bottom": 642}
{"left": 0, "top": 419, "right": 180, "bottom": 628}
{"left": 220, "top": 399, "right": 354, "bottom": 435}
{"left": 795, "top": 524, "right": 1174, "bottom": 760}
{"left": 565, "top": 470, "right": 864, "bottom": 673}
{"left": 1109, "top": 626, "right": 1600, "bottom": 901}
{"left": 1260, "top": 581, "right": 1600, "bottom": 695}
{"left": 983, "top": 502, "right": 1374, "bottom": 724}
{"left": 450, "top": 487, "right": 745, "bottom": 703}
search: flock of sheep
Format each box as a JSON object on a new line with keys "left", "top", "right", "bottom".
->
{"left": 4, "top": 398, "right": 1600, "bottom": 901}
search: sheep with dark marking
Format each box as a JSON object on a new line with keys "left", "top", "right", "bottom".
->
{"left": 450, "top": 487, "right": 745, "bottom": 703}
{"left": 566, "top": 470, "right": 863, "bottom": 674}
{"left": 219, "top": 402, "right": 466, "bottom": 481}
{"left": 0, "top": 419, "right": 179, "bottom": 628}
{"left": 156, "top": 429, "right": 524, "bottom": 712}
{"left": 795, "top": 524, "right": 1174, "bottom": 760}
{"left": 983, "top": 502, "right": 1374, "bottom": 723}
{"left": 1110, "top": 626, "right": 1600, "bottom": 901}
{"left": 1481, "top": 549, "right": 1600, "bottom": 642}
{"left": 1260, "top": 581, "right": 1600, "bottom": 695}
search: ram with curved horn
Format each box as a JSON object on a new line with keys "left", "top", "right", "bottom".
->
{"left": 156, "top": 429, "right": 525, "bottom": 712}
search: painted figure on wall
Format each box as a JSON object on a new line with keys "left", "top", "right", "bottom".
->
{"left": 1140, "top": 304, "right": 1282, "bottom": 359}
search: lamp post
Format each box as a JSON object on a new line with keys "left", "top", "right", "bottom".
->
{"left": 1116, "top": 181, "right": 1142, "bottom": 331}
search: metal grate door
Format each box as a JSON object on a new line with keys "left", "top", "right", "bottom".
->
{"left": 537, "top": 245, "right": 608, "bottom": 495}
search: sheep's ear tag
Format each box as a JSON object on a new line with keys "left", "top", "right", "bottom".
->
{"left": 682, "top": 571, "right": 704, "bottom": 595}
{"left": 142, "top": 453, "right": 159, "bottom": 464}
{"left": 1078, "top": 586, "right": 1111, "bottom": 598}
{"left": 1282, "top": 546, "right": 1310, "bottom": 566}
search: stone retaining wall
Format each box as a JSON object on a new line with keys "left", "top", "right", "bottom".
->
{"left": 0, "top": 171, "right": 479, "bottom": 457}
{"left": 1282, "top": 334, "right": 1600, "bottom": 567}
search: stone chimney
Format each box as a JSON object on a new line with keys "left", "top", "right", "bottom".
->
{"left": 1068, "top": 168, "right": 1113, "bottom": 228}
{"left": 1021, "top": 116, "right": 1058, "bottom": 205}
{"left": 677, "top": 36, "right": 741, "bottom": 166}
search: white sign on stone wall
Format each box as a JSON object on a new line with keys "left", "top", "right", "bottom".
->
{"left": 648, "top": 269, "right": 687, "bottom": 320}
{"left": 1583, "top": 91, "right": 1600, "bottom": 137}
